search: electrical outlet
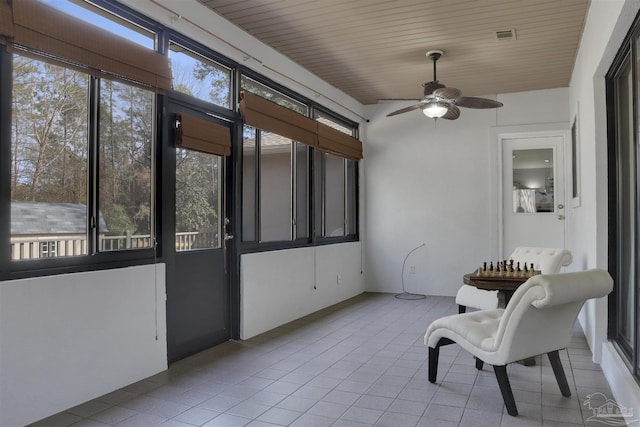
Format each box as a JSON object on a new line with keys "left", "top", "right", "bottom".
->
{"left": 337, "top": 274, "right": 342, "bottom": 284}
{"left": 410, "top": 265, "right": 416, "bottom": 274}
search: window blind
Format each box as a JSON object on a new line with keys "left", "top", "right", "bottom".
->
{"left": 0, "top": 0, "right": 13, "bottom": 43}
{"left": 8, "top": 0, "right": 172, "bottom": 90}
{"left": 176, "top": 113, "right": 231, "bottom": 156}
{"left": 240, "top": 91, "right": 363, "bottom": 160}
{"left": 239, "top": 91, "right": 317, "bottom": 148}
{"left": 316, "top": 121, "right": 363, "bottom": 161}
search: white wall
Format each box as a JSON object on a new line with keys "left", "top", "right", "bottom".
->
{"left": 241, "top": 242, "right": 364, "bottom": 338}
{"left": 0, "top": 264, "right": 167, "bottom": 427}
{"left": 362, "top": 89, "right": 568, "bottom": 297}
{"left": 568, "top": 0, "right": 640, "bottom": 415}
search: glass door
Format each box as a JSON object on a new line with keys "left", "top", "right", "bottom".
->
{"left": 164, "top": 98, "right": 231, "bottom": 363}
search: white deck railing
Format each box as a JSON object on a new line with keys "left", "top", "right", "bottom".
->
{"left": 10, "top": 231, "right": 219, "bottom": 260}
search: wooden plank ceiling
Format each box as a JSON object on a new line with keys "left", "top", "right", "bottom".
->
{"left": 197, "top": 0, "right": 589, "bottom": 106}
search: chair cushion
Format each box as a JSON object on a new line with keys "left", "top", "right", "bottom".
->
{"left": 424, "top": 309, "right": 503, "bottom": 352}
{"left": 455, "top": 285, "right": 499, "bottom": 310}
{"left": 526, "top": 269, "right": 613, "bottom": 308}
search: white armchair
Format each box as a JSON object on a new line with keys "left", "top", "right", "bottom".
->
{"left": 425, "top": 269, "right": 612, "bottom": 416}
{"left": 455, "top": 247, "right": 573, "bottom": 313}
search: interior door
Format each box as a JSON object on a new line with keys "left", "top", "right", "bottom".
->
{"left": 502, "top": 136, "right": 566, "bottom": 256}
{"left": 165, "top": 99, "right": 231, "bottom": 363}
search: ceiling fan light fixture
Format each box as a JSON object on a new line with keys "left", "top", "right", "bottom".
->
{"left": 422, "top": 102, "right": 448, "bottom": 118}
{"left": 386, "top": 48, "right": 503, "bottom": 120}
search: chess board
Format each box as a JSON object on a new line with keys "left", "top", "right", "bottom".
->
{"left": 469, "top": 261, "right": 541, "bottom": 282}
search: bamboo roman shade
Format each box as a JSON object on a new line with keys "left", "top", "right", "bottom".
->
{"left": 239, "top": 91, "right": 363, "bottom": 160}
{"left": 317, "top": 122, "right": 363, "bottom": 161}
{"left": 6, "top": 0, "right": 172, "bottom": 90}
{"left": 176, "top": 113, "right": 231, "bottom": 156}
{"left": 0, "top": 1, "right": 13, "bottom": 43}
{"left": 239, "top": 91, "right": 317, "bottom": 148}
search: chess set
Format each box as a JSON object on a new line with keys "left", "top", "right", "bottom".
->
{"left": 470, "top": 260, "right": 541, "bottom": 281}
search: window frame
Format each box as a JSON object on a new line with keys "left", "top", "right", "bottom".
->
{"left": 166, "top": 32, "right": 237, "bottom": 110}
{"left": 312, "top": 107, "right": 359, "bottom": 243}
{"left": 0, "top": 45, "right": 160, "bottom": 281}
{"left": 606, "top": 10, "right": 640, "bottom": 384}
{"left": 237, "top": 69, "right": 359, "bottom": 252}
{"left": 0, "top": 0, "right": 361, "bottom": 281}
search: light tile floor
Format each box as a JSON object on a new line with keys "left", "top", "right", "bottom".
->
{"left": 30, "top": 293, "right": 622, "bottom": 427}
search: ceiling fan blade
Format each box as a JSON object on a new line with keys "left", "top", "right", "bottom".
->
{"left": 441, "top": 105, "right": 460, "bottom": 120}
{"left": 423, "top": 81, "right": 445, "bottom": 96}
{"left": 386, "top": 103, "right": 424, "bottom": 117}
{"left": 433, "top": 87, "right": 462, "bottom": 100}
{"left": 456, "top": 96, "right": 503, "bottom": 109}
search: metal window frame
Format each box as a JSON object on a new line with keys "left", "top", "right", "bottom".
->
{"left": 606, "top": 11, "right": 640, "bottom": 384}
{"left": 1, "top": 48, "right": 159, "bottom": 281}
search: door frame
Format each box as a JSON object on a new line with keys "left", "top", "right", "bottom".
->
{"left": 489, "top": 123, "right": 571, "bottom": 259}
{"left": 161, "top": 91, "right": 239, "bottom": 362}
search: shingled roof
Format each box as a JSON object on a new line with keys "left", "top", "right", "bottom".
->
{"left": 11, "top": 202, "right": 108, "bottom": 235}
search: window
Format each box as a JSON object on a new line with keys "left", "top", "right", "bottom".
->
{"left": 241, "top": 75, "right": 307, "bottom": 114}
{"left": 44, "top": 0, "right": 156, "bottom": 49}
{"left": 40, "top": 241, "right": 58, "bottom": 258}
{"left": 175, "top": 149, "right": 222, "bottom": 250}
{"left": 607, "top": 16, "right": 640, "bottom": 381}
{"left": 9, "top": 52, "right": 155, "bottom": 261}
{"left": 10, "top": 56, "right": 90, "bottom": 259}
{"left": 314, "top": 113, "right": 358, "bottom": 238}
{"left": 242, "top": 125, "right": 309, "bottom": 243}
{"left": 238, "top": 82, "right": 359, "bottom": 246}
{"left": 169, "top": 42, "right": 232, "bottom": 109}
{"left": 2, "top": 0, "right": 360, "bottom": 277}
{"left": 98, "top": 79, "right": 154, "bottom": 252}
{"left": 239, "top": 81, "right": 312, "bottom": 244}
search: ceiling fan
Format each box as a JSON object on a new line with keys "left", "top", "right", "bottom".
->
{"left": 387, "top": 50, "right": 503, "bottom": 120}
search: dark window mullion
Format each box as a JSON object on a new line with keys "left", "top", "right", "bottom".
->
{"left": 343, "top": 159, "right": 348, "bottom": 234}
{"left": 88, "top": 76, "right": 100, "bottom": 255}
{"left": 634, "top": 36, "right": 640, "bottom": 380}
{"left": 255, "top": 130, "right": 261, "bottom": 242}
{"left": 321, "top": 153, "right": 326, "bottom": 237}
{"left": 291, "top": 141, "right": 297, "bottom": 241}
{"left": 0, "top": 46, "right": 11, "bottom": 271}
{"left": 309, "top": 148, "right": 317, "bottom": 244}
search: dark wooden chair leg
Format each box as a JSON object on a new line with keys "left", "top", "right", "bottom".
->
{"left": 475, "top": 357, "right": 484, "bottom": 370}
{"left": 493, "top": 365, "right": 518, "bottom": 416}
{"left": 458, "top": 305, "right": 467, "bottom": 314}
{"left": 548, "top": 350, "right": 571, "bottom": 397}
{"left": 428, "top": 346, "right": 440, "bottom": 383}
{"left": 428, "top": 338, "right": 455, "bottom": 383}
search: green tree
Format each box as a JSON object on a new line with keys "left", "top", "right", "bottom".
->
{"left": 11, "top": 56, "right": 88, "bottom": 203}
{"left": 99, "top": 79, "right": 153, "bottom": 236}
{"left": 175, "top": 149, "right": 219, "bottom": 233}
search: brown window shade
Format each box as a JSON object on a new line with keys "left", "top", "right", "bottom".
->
{"left": 9, "top": 0, "right": 171, "bottom": 90}
{"left": 317, "top": 122, "right": 363, "bottom": 161}
{"left": 176, "top": 113, "right": 231, "bottom": 156}
{"left": 239, "top": 91, "right": 317, "bottom": 147}
{"left": 0, "top": 0, "right": 13, "bottom": 43}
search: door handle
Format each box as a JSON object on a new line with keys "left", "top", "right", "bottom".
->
{"left": 558, "top": 215, "right": 565, "bottom": 220}
{"left": 224, "top": 234, "right": 234, "bottom": 240}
